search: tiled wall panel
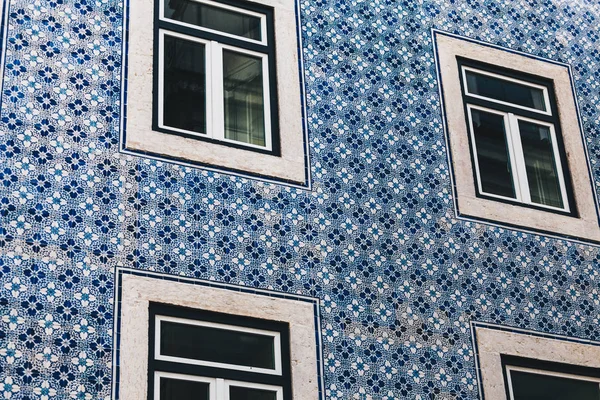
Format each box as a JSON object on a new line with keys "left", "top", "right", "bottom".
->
{"left": 2, "top": 0, "right": 600, "bottom": 398}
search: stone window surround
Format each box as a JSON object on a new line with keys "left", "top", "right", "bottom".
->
{"left": 120, "top": 0, "right": 308, "bottom": 185}
{"left": 473, "top": 323, "right": 600, "bottom": 399}
{"left": 434, "top": 30, "right": 600, "bottom": 243}
{"left": 115, "top": 271, "right": 321, "bottom": 399}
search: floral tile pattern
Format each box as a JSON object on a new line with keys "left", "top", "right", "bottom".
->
{"left": 2, "top": 0, "right": 600, "bottom": 399}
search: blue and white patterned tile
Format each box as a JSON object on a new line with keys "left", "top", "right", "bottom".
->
{"left": 2, "top": 0, "right": 600, "bottom": 398}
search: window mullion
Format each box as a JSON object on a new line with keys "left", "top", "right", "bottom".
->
{"left": 157, "top": 30, "right": 166, "bottom": 129}
{"left": 507, "top": 113, "right": 530, "bottom": 204}
{"left": 211, "top": 41, "right": 225, "bottom": 141}
{"left": 203, "top": 39, "right": 214, "bottom": 138}
{"left": 261, "top": 52, "right": 272, "bottom": 151}
{"left": 216, "top": 378, "right": 226, "bottom": 400}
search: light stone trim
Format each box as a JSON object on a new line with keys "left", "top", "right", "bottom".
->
{"left": 123, "top": 0, "right": 307, "bottom": 184}
{"left": 435, "top": 32, "right": 600, "bottom": 242}
{"left": 118, "top": 274, "right": 320, "bottom": 399}
{"left": 475, "top": 326, "right": 600, "bottom": 399}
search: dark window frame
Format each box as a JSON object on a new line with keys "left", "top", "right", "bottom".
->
{"left": 501, "top": 355, "right": 600, "bottom": 400}
{"left": 152, "top": 0, "right": 281, "bottom": 156}
{"left": 148, "top": 302, "right": 292, "bottom": 400}
{"left": 457, "top": 57, "right": 577, "bottom": 217}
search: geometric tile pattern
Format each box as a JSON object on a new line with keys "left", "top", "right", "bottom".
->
{"left": 2, "top": 0, "right": 600, "bottom": 399}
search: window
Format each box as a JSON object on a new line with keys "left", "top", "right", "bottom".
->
{"left": 121, "top": 0, "right": 308, "bottom": 186}
{"left": 459, "top": 59, "right": 574, "bottom": 214}
{"left": 434, "top": 31, "right": 600, "bottom": 242}
{"left": 504, "top": 360, "right": 600, "bottom": 400}
{"left": 113, "top": 270, "right": 322, "bottom": 400}
{"left": 149, "top": 303, "right": 291, "bottom": 400}
{"left": 471, "top": 322, "right": 600, "bottom": 400}
{"left": 156, "top": 0, "right": 277, "bottom": 152}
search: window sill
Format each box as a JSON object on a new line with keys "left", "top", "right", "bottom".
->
{"left": 124, "top": 126, "right": 307, "bottom": 184}
{"left": 459, "top": 193, "right": 600, "bottom": 242}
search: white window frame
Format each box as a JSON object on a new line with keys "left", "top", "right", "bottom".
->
{"left": 154, "top": 371, "right": 284, "bottom": 400}
{"left": 155, "top": 372, "right": 216, "bottom": 399}
{"left": 461, "top": 66, "right": 552, "bottom": 116}
{"left": 114, "top": 271, "right": 322, "bottom": 400}
{"left": 157, "top": 29, "right": 273, "bottom": 151}
{"left": 157, "top": 31, "right": 213, "bottom": 139}
{"left": 433, "top": 30, "right": 600, "bottom": 242}
{"left": 217, "top": 42, "right": 272, "bottom": 150}
{"left": 466, "top": 104, "right": 570, "bottom": 213}
{"left": 154, "top": 314, "right": 283, "bottom": 375}
{"left": 505, "top": 365, "right": 600, "bottom": 400}
{"left": 121, "top": 0, "right": 309, "bottom": 185}
{"left": 159, "top": 0, "right": 268, "bottom": 45}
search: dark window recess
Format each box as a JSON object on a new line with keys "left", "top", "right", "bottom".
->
{"left": 148, "top": 302, "right": 292, "bottom": 400}
{"left": 459, "top": 57, "right": 576, "bottom": 216}
{"left": 163, "top": 35, "right": 206, "bottom": 134}
{"left": 164, "top": 0, "right": 262, "bottom": 41}
{"left": 160, "top": 320, "right": 276, "bottom": 369}
{"left": 229, "top": 386, "right": 278, "bottom": 400}
{"left": 470, "top": 109, "right": 515, "bottom": 199}
{"left": 160, "top": 377, "right": 210, "bottom": 400}
{"left": 465, "top": 70, "right": 547, "bottom": 111}
{"left": 223, "top": 49, "right": 266, "bottom": 146}
{"left": 154, "top": 0, "right": 280, "bottom": 155}
{"left": 518, "top": 120, "right": 563, "bottom": 208}
{"left": 510, "top": 370, "right": 600, "bottom": 400}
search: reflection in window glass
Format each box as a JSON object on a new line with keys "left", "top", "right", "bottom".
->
{"left": 518, "top": 121, "right": 563, "bottom": 208}
{"left": 229, "top": 386, "right": 278, "bottom": 400}
{"left": 160, "top": 377, "right": 210, "bottom": 400}
{"left": 164, "top": 0, "right": 262, "bottom": 41}
{"left": 470, "top": 109, "right": 516, "bottom": 199}
{"left": 466, "top": 70, "right": 547, "bottom": 112}
{"left": 163, "top": 35, "right": 206, "bottom": 134}
{"left": 160, "top": 320, "right": 276, "bottom": 369}
{"left": 510, "top": 370, "right": 600, "bottom": 400}
{"left": 223, "top": 50, "right": 266, "bottom": 146}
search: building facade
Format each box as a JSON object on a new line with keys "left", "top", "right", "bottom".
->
{"left": 2, "top": 0, "right": 600, "bottom": 398}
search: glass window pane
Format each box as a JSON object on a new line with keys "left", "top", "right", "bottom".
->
{"left": 223, "top": 50, "right": 266, "bottom": 147}
{"left": 518, "top": 121, "right": 564, "bottom": 209}
{"left": 160, "top": 320, "right": 276, "bottom": 370}
{"left": 229, "top": 386, "right": 278, "bottom": 400}
{"left": 164, "top": 0, "right": 262, "bottom": 41}
{"left": 160, "top": 377, "right": 210, "bottom": 400}
{"left": 465, "top": 70, "right": 547, "bottom": 112}
{"left": 510, "top": 370, "right": 600, "bottom": 400}
{"left": 163, "top": 35, "right": 206, "bottom": 134}
{"left": 470, "top": 109, "right": 516, "bottom": 199}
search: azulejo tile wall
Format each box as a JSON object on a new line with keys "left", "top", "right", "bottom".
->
{"left": 2, "top": 0, "right": 600, "bottom": 399}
